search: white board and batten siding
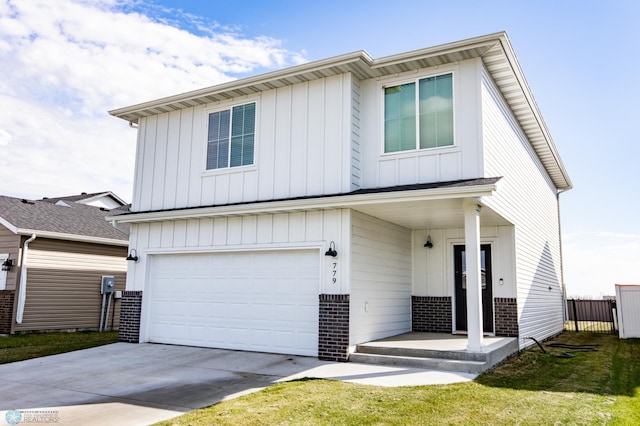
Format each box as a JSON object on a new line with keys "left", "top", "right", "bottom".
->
{"left": 132, "top": 74, "right": 358, "bottom": 213}
{"left": 480, "top": 67, "right": 564, "bottom": 348}
{"left": 412, "top": 226, "right": 516, "bottom": 299}
{"left": 616, "top": 285, "right": 640, "bottom": 338}
{"left": 350, "top": 211, "right": 412, "bottom": 346}
{"left": 350, "top": 76, "right": 362, "bottom": 191}
{"left": 128, "top": 209, "right": 353, "bottom": 353}
{"left": 358, "top": 58, "right": 483, "bottom": 189}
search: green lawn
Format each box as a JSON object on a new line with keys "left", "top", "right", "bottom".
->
{"left": 0, "top": 330, "right": 118, "bottom": 364}
{"left": 157, "top": 333, "right": 640, "bottom": 425}
{"left": 564, "top": 320, "right": 616, "bottom": 333}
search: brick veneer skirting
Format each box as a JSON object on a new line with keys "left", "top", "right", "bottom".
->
{"left": 118, "top": 291, "right": 143, "bottom": 343}
{"left": 0, "top": 290, "right": 15, "bottom": 334}
{"left": 494, "top": 297, "right": 519, "bottom": 337}
{"left": 412, "top": 296, "right": 452, "bottom": 333}
{"left": 318, "top": 294, "right": 350, "bottom": 362}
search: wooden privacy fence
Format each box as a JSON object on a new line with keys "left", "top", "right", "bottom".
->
{"left": 565, "top": 299, "right": 617, "bottom": 334}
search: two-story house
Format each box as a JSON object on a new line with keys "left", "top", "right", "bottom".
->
{"left": 108, "top": 32, "right": 572, "bottom": 365}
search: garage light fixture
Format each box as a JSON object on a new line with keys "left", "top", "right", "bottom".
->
{"left": 324, "top": 241, "right": 338, "bottom": 257}
{"left": 1, "top": 258, "right": 13, "bottom": 271}
{"left": 424, "top": 235, "right": 433, "bottom": 248}
{"left": 126, "top": 249, "right": 139, "bottom": 262}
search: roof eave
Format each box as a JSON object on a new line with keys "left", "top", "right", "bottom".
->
{"left": 109, "top": 31, "right": 572, "bottom": 191}
{"left": 109, "top": 50, "right": 373, "bottom": 123}
{"left": 494, "top": 34, "right": 573, "bottom": 190}
{"left": 15, "top": 229, "right": 129, "bottom": 246}
{"left": 0, "top": 216, "right": 18, "bottom": 234}
{"left": 107, "top": 182, "right": 498, "bottom": 224}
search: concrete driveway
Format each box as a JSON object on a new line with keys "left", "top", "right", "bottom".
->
{"left": 0, "top": 343, "right": 475, "bottom": 425}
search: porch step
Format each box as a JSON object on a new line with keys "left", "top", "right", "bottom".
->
{"left": 355, "top": 344, "right": 487, "bottom": 362}
{"left": 350, "top": 334, "right": 520, "bottom": 374}
{"left": 349, "top": 352, "right": 487, "bottom": 374}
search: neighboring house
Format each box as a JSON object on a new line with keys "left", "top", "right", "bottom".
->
{"left": 41, "top": 191, "right": 128, "bottom": 210}
{"left": 0, "top": 194, "right": 129, "bottom": 334}
{"left": 108, "top": 32, "right": 572, "bottom": 362}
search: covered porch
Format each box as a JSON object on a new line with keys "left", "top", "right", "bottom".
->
{"left": 346, "top": 178, "right": 517, "bottom": 358}
{"left": 349, "top": 332, "right": 519, "bottom": 374}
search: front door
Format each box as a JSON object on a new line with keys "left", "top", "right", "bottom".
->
{"left": 454, "top": 244, "right": 493, "bottom": 333}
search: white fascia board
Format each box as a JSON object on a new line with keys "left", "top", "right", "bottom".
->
{"left": 0, "top": 216, "right": 18, "bottom": 234}
{"left": 81, "top": 192, "right": 127, "bottom": 207}
{"left": 16, "top": 229, "right": 129, "bottom": 247}
{"left": 372, "top": 31, "right": 504, "bottom": 68}
{"left": 495, "top": 35, "right": 572, "bottom": 190}
{"left": 108, "top": 183, "right": 498, "bottom": 224}
{"left": 109, "top": 51, "right": 370, "bottom": 119}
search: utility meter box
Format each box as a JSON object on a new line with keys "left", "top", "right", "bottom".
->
{"left": 101, "top": 276, "right": 115, "bottom": 294}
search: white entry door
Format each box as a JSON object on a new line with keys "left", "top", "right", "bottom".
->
{"left": 146, "top": 250, "right": 319, "bottom": 356}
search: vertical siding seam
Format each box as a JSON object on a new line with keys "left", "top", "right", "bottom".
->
{"left": 132, "top": 116, "right": 145, "bottom": 210}
{"left": 171, "top": 110, "right": 182, "bottom": 209}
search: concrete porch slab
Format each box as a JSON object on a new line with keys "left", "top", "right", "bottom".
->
{"left": 351, "top": 332, "right": 519, "bottom": 374}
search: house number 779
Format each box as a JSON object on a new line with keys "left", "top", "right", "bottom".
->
{"left": 332, "top": 262, "right": 338, "bottom": 284}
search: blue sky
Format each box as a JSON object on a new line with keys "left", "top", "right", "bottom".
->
{"left": 1, "top": 0, "right": 638, "bottom": 298}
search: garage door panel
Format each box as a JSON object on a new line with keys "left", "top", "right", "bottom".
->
{"left": 148, "top": 250, "right": 319, "bottom": 356}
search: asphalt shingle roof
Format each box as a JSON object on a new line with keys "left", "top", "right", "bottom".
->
{"left": 0, "top": 195, "right": 129, "bottom": 242}
{"left": 40, "top": 191, "right": 126, "bottom": 206}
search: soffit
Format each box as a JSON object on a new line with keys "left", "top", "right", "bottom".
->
{"left": 109, "top": 32, "right": 571, "bottom": 190}
{"left": 106, "top": 177, "right": 508, "bottom": 229}
{"left": 352, "top": 198, "right": 510, "bottom": 230}
{"left": 108, "top": 36, "right": 499, "bottom": 123}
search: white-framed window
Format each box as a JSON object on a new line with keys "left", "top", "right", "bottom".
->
{"left": 0, "top": 254, "right": 8, "bottom": 291}
{"left": 383, "top": 72, "right": 453, "bottom": 153}
{"left": 206, "top": 102, "right": 256, "bottom": 170}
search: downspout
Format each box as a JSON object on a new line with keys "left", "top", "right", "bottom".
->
{"left": 557, "top": 189, "right": 569, "bottom": 322}
{"left": 16, "top": 234, "right": 36, "bottom": 324}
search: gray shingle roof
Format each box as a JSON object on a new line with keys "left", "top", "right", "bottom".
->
{"left": 40, "top": 191, "right": 126, "bottom": 206}
{"left": 0, "top": 195, "right": 129, "bottom": 243}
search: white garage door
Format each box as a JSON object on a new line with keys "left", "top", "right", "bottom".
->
{"left": 147, "top": 250, "right": 320, "bottom": 356}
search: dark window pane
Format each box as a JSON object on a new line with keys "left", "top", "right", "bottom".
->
{"left": 384, "top": 83, "right": 415, "bottom": 152}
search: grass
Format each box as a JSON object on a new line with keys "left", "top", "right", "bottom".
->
{"left": 157, "top": 333, "right": 640, "bottom": 425}
{"left": 0, "top": 330, "right": 118, "bottom": 364}
{"left": 564, "top": 320, "right": 616, "bottom": 333}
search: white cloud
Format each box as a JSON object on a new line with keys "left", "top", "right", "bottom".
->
{"left": 0, "top": 0, "right": 305, "bottom": 201}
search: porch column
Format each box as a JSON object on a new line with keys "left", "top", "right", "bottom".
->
{"left": 464, "top": 201, "right": 484, "bottom": 352}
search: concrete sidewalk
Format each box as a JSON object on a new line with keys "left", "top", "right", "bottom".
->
{"left": 0, "top": 343, "right": 476, "bottom": 425}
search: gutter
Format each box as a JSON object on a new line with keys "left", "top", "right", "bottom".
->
{"left": 16, "top": 233, "right": 36, "bottom": 324}
{"left": 556, "top": 188, "right": 570, "bottom": 320}
{"left": 14, "top": 229, "right": 128, "bottom": 247}
{"left": 106, "top": 181, "right": 499, "bottom": 224}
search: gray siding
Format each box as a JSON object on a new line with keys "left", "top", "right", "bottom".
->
{"left": 0, "top": 226, "right": 20, "bottom": 291}
{"left": 15, "top": 239, "right": 127, "bottom": 332}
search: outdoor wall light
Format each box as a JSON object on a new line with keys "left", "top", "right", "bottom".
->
{"left": 424, "top": 235, "right": 433, "bottom": 248}
{"left": 499, "top": 278, "right": 504, "bottom": 286}
{"left": 126, "top": 249, "right": 139, "bottom": 262}
{"left": 324, "top": 241, "right": 338, "bottom": 257}
{"left": 1, "top": 259, "right": 13, "bottom": 272}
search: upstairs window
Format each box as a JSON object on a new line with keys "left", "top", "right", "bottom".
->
{"left": 207, "top": 102, "right": 256, "bottom": 170}
{"left": 384, "top": 73, "right": 453, "bottom": 153}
